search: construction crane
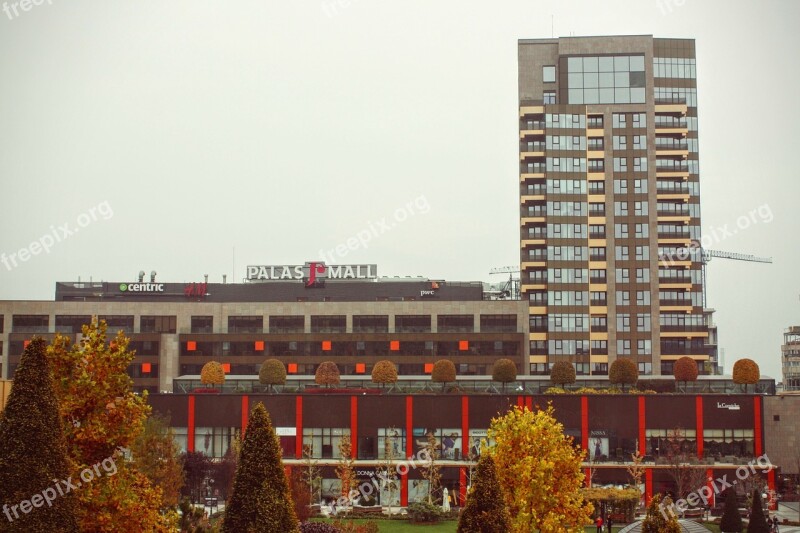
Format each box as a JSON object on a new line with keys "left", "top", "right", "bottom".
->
{"left": 488, "top": 266, "right": 520, "bottom": 300}
{"left": 701, "top": 248, "right": 772, "bottom": 308}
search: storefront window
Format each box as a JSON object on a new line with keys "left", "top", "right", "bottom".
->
{"left": 303, "top": 428, "right": 350, "bottom": 459}
{"left": 703, "top": 429, "right": 754, "bottom": 458}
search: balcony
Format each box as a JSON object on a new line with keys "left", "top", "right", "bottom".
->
{"left": 523, "top": 185, "right": 547, "bottom": 196}
{"left": 589, "top": 208, "right": 606, "bottom": 217}
{"left": 523, "top": 207, "right": 547, "bottom": 218}
{"left": 589, "top": 253, "right": 606, "bottom": 262}
{"left": 521, "top": 141, "right": 546, "bottom": 152}
{"left": 587, "top": 118, "right": 604, "bottom": 129}
{"left": 656, "top": 164, "right": 689, "bottom": 173}
{"left": 659, "top": 299, "right": 694, "bottom": 307}
{"left": 658, "top": 276, "right": 692, "bottom": 284}
{"left": 520, "top": 120, "right": 545, "bottom": 131}
{"left": 657, "top": 183, "right": 689, "bottom": 194}
{"left": 590, "top": 299, "right": 607, "bottom": 306}
{"left": 656, "top": 97, "right": 687, "bottom": 105}
{"left": 655, "top": 118, "right": 688, "bottom": 130}
{"left": 589, "top": 231, "right": 606, "bottom": 239}
{"left": 588, "top": 163, "right": 606, "bottom": 172}
{"left": 589, "top": 276, "right": 607, "bottom": 284}
{"left": 588, "top": 184, "right": 606, "bottom": 194}
{"left": 658, "top": 231, "right": 691, "bottom": 239}
{"left": 657, "top": 207, "right": 690, "bottom": 217}
{"left": 521, "top": 163, "right": 547, "bottom": 175}
{"left": 655, "top": 141, "right": 688, "bottom": 151}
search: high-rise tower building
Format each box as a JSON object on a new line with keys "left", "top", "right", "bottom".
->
{"left": 518, "top": 35, "right": 707, "bottom": 377}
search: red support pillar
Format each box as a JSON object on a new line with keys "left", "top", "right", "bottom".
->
{"left": 241, "top": 395, "right": 249, "bottom": 437}
{"left": 638, "top": 396, "right": 647, "bottom": 456}
{"left": 768, "top": 469, "right": 777, "bottom": 510}
{"left": 516, "top": 395, "right": 524, "bottom": 408}
{"left": 645, "top": 468, "right": 653, "bottom": 504}
{"left": 350, "top": 396, "right": 358, "bottom": 455}
{"left": 754, "top": 396, "right": 763, "bottom": 456}
{"left": 187, "top": 395, "right": 196, "bottom": 452}
{"left": 402, "top": 395, "right": 413, "bottom": 507}
{"left": 706, "top": 468, "right": 715, "bottom": 508}
{"left": 295, "top": 396, "right": 303, "bottom": 459}
{"left": 405, "top": 396, "right": 413, "bottom": 459}
{"left": 695, "top": 396, "right": 704, "bottom": 459}
{"left": 581, "top": 396, "right": 589, "bottom": 452}
{"left": 461, "top": 396, "right": 469, "bottom": 462}
{"left": 525, "top": 396, "right": 533, "bottom": 411}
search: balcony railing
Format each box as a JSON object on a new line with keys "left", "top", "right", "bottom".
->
{"left": 522, "top": 164, "right": 547, "bottom": 174}
{"left": 657, "top": 208, "right": 690, "bottom": 216}
{"left": 589, "top": 231, "right": 606, "bottom": 239}
{"left": 655, "top": 141, "right": 689, "bottom": 150}
{"left": 657, "top": 184, "right": 690, "bottom": 194}
{"left": 587, "top": 119, "right": 604, "bottom": 128}
{"left": 521, "top": 121, "right": 545, "bottom": 130}
{"left": 589, "top": 276, "right": 607, "bottom": 283}
{"left": 589, "top": 253, "right": 606, "bottom": 261}
{"left": 659, "top": 299, "right": 694, "bottom": 306}
{"left": 655, "top": 118, "right": 688, "bottom": 128}
{"left": 521, "top": 142, "right": 546, "bottom": 152}
{"left": 523, "top": 185, "right": 547, "bottom": 195}
{"left": 658, "top": 231, "right": 691, "bottom": 239}
{"left": 656, "top": 164, "right": 689, "bottom": 172}
{"left": 655, "top": 97, "right": 687, "bottom": 105}
{"left": 658, "top": 276, "right": 692, "bottom": 284}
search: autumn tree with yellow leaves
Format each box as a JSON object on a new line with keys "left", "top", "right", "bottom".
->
{"left": 488, "top": 404, "right": 593, "bottom": 533}
{"left": 48, "top": 320, "right": 176, "bottom": 532}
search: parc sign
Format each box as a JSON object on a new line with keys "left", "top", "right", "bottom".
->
{"left": 246, "top": 262, "right": 378, "bottom": 287}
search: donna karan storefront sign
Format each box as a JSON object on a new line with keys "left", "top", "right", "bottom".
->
{"left": 246, "top": 262, "right": 377, "bottom": 286}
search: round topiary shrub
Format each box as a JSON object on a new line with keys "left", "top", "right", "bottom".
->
{"left": 315, "top": 361, "right": 340, "bottom": 388}
{"left": 550, "top": 361, "right": 576, "bottom": 389}
{"left": 609, "top": 358, "right": 638, "bottom": 391}
{"left": 371, "top": 360, "right": 398, "bottom": 388}
{"left": 259, "top": 359, "right": 287, "bottom": 392}
{"left": 491, "top": 358, "right": 517, "bottom": 391}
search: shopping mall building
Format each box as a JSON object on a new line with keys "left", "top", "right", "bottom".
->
{"left": 0, "top": 265, "right": 787, "bottom": 508}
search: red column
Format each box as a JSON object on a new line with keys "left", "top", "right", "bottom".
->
{"left": 187, "top": 395, "right": 195, "bottom": 452}
{"left": 706, "top": 468, "right": 715, "bottom": 508}
{"left": 459, "top": 467, "right": 467, "bottom": 506}
{"left": 525, "top": 396, "right": 533, "bottom": 410}
{"left": 581, "top": 396, "right": 589, "bottom": 452}
{"left": 768, "top": 469, "right": 777, "bottom": 510}
{"left": 350, "top": 396, "right": 358, "bottom": 456}
{"left": 645, "top": 468, "right": 653, "bottom": 504}
{"left": 241, "top": 395, "right": 249, "bottom": 437}
{"left": 695, "top": 396, "right": 704, "bottom": 459}
{"left": 638, "top": 396, "right": 647, "bottom": 456}
{"left": 585, "top": 468, "right": 592, "bottom": 487}
{"left": 405, "top": 396, "right": 414, "bottom": 459}
{"left": 295, "top": 396, "right": 303, "bottom": 459}
{"left": 754, "top": 396, "right": 763, "bottom": 456}
{"left": 402, "top": 395, "right": 413, "bottom": 507}
{"left": 461, "top": 396, "right": 469, "bottom": 461}
{"left": 516, "top": 395, "right": 524, "bottom": 408}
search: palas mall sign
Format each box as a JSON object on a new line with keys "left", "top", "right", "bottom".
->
{"left": 246, "top": 262, "right": 377, "bottom": 286}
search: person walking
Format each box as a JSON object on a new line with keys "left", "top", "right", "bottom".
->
{"left": 594, "top": 515, "right": 603, "bottom": 533}
{"left": 607, "top": 516, "right": 613, "bottom": 532}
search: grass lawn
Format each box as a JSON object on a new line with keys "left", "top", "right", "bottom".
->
{"left": 315, "top": 519, "right": 724, "bottom": 532}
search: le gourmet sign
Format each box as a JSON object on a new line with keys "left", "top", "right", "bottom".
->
{"left": 246, "top": 262, "right": 377, "bottom": 286}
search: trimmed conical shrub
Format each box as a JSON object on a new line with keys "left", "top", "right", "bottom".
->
{"left": 747, "top": 489, "right": 770, "bottom": 533}
{"left": 641, "top": 494, "right": 680, "bottom": 533}
{"left": 720, "top": 488, "right": 743, "bottom": 532}
{"left": 0, "top": 337, "right": 79, "bottom": 532}
{"left": 457, "top": 454, "right": 510, "bottom": 532}
{"left": 223, "top": 402, "right": 298, "bottom": 532}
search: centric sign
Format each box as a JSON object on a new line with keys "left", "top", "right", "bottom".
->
{"left": 119, "top": 282, "right": 165, "bottom": 293}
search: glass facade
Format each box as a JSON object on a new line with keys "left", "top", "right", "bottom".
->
{"left": 567, "top": 55, "right": 646, "bottom": 104}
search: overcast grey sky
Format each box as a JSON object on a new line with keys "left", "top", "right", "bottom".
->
{"left": 1, "top": 0, "right": 798, "bottom": 379}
